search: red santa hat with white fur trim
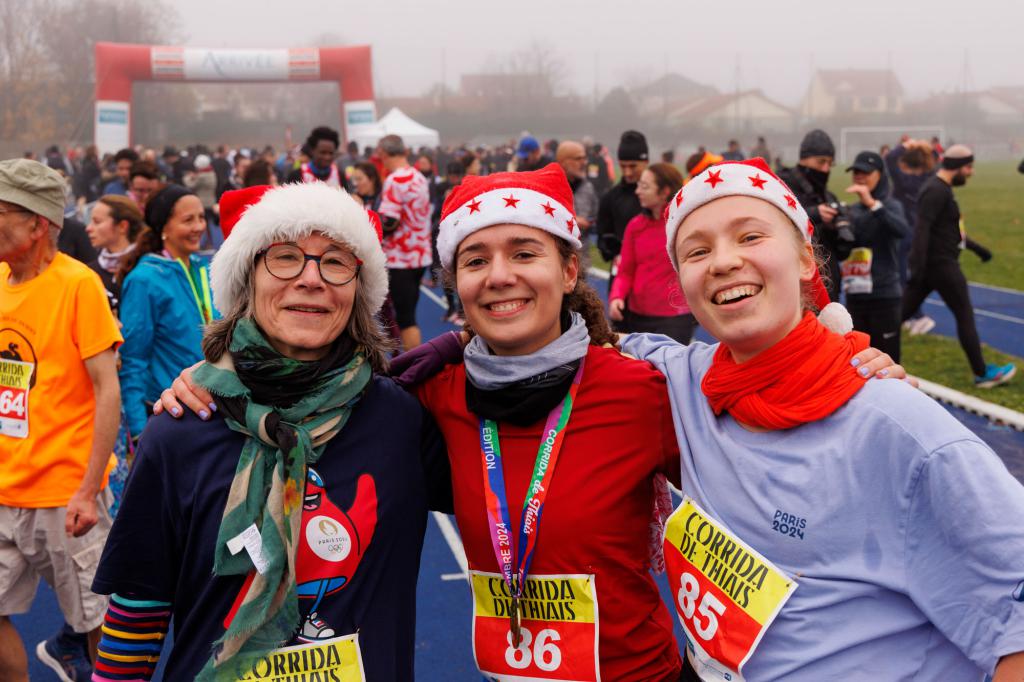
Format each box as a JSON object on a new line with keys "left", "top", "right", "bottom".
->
{"left": 437, "top": 163, "right": 582, "bottom": 269}
{"left": 664, "top": 157, "right": 851, "bottom": 332}
{"left": 211, "top": 182, "right": 388, "bottom": 316}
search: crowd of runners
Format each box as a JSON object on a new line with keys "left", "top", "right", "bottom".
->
{"left": 1, "top": 121, "right": 1022, "bottom": 682}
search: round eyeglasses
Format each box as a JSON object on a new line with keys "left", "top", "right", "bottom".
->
{"left": 258, "top": 243, "right": 361, "bottom": 286}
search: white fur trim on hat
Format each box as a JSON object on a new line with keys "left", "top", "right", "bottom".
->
{"left": 210, "top": 182, "right": 387, "bottom": 315}
{"left": 664, "top": 161, "right": 811, "bottom": 270}
{"left": 437, "top": 187, "right": 582, "bottom": 269}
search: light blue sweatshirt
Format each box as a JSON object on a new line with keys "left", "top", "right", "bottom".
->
{"left": 621, "top": 332, "right": 1024, "bottom": 681}
{"left": 118, "top": 253, "right": 218, "bottom": 435}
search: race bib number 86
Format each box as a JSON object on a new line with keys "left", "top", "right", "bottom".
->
{"left": 471, "top": 571, "right": 600, "bottom": 682}
{"left": 664, "top": 498, "right": 797, "bottom": 682}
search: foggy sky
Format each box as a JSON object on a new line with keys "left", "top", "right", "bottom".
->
{"left": 172, "top": 0, "right": 1022, "bottom": 105}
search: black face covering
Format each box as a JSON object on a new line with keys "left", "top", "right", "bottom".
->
{"left": 951, "top": 172, "right": 968, "bottom": 187}
{"left": 801, "top": 166, "right": 831, "bottom": 194}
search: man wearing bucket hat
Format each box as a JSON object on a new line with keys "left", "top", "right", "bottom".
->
{"left": 0, "top": 159, "right": 123, "bottom": 681}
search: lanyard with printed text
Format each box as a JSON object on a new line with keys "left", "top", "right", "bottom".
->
{"left": 176, "top": 257, "right": 212, "bottom": 323}
{"left": 478, "top": 355, "right": 585, "bottom": 647}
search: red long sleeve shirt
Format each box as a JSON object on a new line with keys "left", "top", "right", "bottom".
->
{"left": 417, "top": 344, "right": 683, "bottom": 681}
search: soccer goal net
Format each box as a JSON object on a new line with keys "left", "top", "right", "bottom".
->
{"left": 839, "top": 126, "right": 946, "bottom": 163}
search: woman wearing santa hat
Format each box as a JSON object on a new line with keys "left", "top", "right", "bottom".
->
{"left": 154, "top": 165, "right": 902, "bottom": 680}
{"left": 91, "top": 182, "right": 452, "bottom": 681}
{"left": 619, "top": 158, "right": 1024, "bottom": 681}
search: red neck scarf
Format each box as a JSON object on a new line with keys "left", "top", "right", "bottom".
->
{"left": 701, "top": 311, "right": 870, "bottom": 430}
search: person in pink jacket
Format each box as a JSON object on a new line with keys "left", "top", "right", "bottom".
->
{"left": 609, "top": 162, "right": 696, "bottom": 342}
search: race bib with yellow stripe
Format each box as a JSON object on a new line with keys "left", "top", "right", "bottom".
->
{"left": 840, "top": 247, "right": 873, "bottom": 295}
{"left": 0, "top": 358, "right": 31, "bottom": 439}
{"left": 663, "top": 497, "right": 797, "bottom": 682}
{"left": 471, "top": 571, "right": 600, "bottom": 682}
{"left": 234, "top": 634, "right": 365, "bottom": 681}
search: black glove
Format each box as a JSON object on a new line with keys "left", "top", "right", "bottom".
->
{"left": 965, "top": 237, "right": 992, "bottom": 263}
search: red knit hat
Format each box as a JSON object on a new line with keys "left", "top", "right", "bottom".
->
{"left": 665, "top": 157, "right": 832, "bottom": 312}
{"left": 436, "top": 163, "right": 582, "bottom": 268}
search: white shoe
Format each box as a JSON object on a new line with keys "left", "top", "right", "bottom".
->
{"left": 300, "top": 612, "right": 336, "bottom": 640}
{"left": 908, "top": 316, "right": 936, "bottom": 335}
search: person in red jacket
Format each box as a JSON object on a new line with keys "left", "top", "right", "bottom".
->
{"left": 609, "top": 162, "right": 696, "bottom": 343}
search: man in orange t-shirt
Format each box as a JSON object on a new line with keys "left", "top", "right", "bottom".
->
{"left": 0, "top": 159, "right": 122, "bottom": 681}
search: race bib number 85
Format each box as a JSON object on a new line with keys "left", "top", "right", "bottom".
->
{"left": 664, "top": 498, "right": 797, "bottom": 682}
{"left": 470, "top": 571, "right": 600, "bottom": 682}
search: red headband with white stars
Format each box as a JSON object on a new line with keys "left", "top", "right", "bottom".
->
{"left": 665, "top": 157, "right": 831, "bottom": 310}
{"left": 437, "top": 163, "right": 582, "bottom": 269}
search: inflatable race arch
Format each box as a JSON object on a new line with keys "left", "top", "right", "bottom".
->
{"left": 93, "top": 42, "right": 376, "bottom": 154}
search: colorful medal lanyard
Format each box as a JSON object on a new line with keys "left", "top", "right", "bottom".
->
{"left": 167, "top": 252, "right": 212, "bottom": 323}
{"left": 478, "top": 356, "right": 586, "bottom": 647}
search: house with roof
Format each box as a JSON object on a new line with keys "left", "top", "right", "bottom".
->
{"left": 801, "top": 69, "right": 905, "bottom": 119}
{"left": 668, "top": 90, "right": 796, "bottom": 134}
{"left": 630, "top": 73, "right": 719, "bottom": 118}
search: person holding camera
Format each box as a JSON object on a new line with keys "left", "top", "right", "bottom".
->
{"left": 777, "top": 129, "right": 847, "bottom": 301}
{"left": 841, "top": 151, "right": 910, "bottom": 361}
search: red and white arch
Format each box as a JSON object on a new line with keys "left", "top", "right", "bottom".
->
{"left": 94, "top": 42, "right": 376, "bottom": 154}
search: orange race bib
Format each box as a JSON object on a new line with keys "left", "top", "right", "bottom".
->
{"left": 664, "top": 498, "right": 797, "bottom": 682}
{"left": 0, "top": 358, "right": 31, "bottom": 439}
{"left": 233, "top": 634, "right": 365, "bottom": 682}
{"left": 471, "top": 571, "right": 600, "bottom": 682}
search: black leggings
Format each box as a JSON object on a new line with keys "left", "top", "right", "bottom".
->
{"left": 388, "top": 267, "right": 426, "bottom": 329}
{"left": 901, "top": 259, "right": 986, "bottom": 375}
{"left": 847, "top": 297, "right": 902, "bottom": 362}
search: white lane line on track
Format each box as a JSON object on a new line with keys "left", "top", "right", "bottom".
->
{"left": 432, "top": 512, "right": 469, "bottom": 581}
{"left": 419, "top": 285, "right": 449, "bottom": 309}
{"left": 419, "top": 286, "right": 471, "bottom": 582}
{"left": 924, "top": 298, "right": 1024, "bottom": 325}
{"left": 969, "top": 281, "right": 1024, "bottom": 296}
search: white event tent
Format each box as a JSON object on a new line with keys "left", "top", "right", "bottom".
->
{"left": 349, "top": 107, "right": 441, "bottom": 149}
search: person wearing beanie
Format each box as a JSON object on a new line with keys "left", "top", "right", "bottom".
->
{"left": 596, "top": 130, "right": 650, "bottom": 324}
{"left": 778, "top": 128, "right": 846, "bottom": 301}
{"left": 0, "top": 159, "right": 122, "bottom": 681}
{"left": 185, "top": 153, "right": 222, "bottom": 248}
{"left": 901, "top": 144, "right": 1015, "bottom": 387}
{"left": 117, "top": 184, "right": 219, "bottom": 437}
{"left": 92, "top": 182, "right": 453, "bottom": 681}
{"left": 619, "top": 157, "right": 1024, "bottom": 681}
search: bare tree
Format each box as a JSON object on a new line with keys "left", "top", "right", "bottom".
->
{"left": 0, "top": 0, "right": 59, "bottom": 144}
{"left": 39, "top": 0, "right": 182, "bottom": 142}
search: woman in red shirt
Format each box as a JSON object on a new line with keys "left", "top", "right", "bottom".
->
{"left": 609, "top": 162, "right": 695, "bottom": 343}
{"left": 419, "top": 163, "right": 685, "bottom": 680}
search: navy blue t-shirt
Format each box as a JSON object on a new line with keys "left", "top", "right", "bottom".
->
{"left": 93, "top": 375, "right": 452, "bottom": 681}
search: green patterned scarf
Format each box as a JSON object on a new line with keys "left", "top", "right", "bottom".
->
{"left": 191, "top": 318, "right": 372, "bottom": 680}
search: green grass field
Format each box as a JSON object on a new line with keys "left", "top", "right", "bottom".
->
{"left": 902, "top": 333, "right": 1024, "bottom": 412}
{"left": 829, "top": 160, "right": 1024, "bottom": 290}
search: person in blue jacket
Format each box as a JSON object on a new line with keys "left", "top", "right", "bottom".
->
{"left": 117, "top": 184, "right": 218, "bottom": 437}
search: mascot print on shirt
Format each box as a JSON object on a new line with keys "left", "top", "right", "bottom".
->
{"left": 295, "top": 468, "right": 378, "bottom": 641}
